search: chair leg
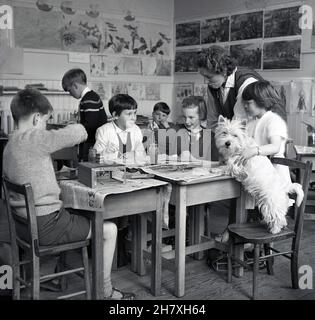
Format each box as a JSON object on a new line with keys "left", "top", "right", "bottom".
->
{"left": 227, "top": 236, "right": 233, "bottom": 283}
{"left": 82, "top": 247, "right": 91, "bottom": 300}
{"left": 58, "top": 253, "right": 68, "bottom": 292}
{"left": 264, "top": 244, "right": 274, "bottom": 275}
{"left": 252, "top": 244, "right": 260, "bottom": 300}
{"left": 12, "top": 249, "right": 21, "bottom": 300}
{"left": 291, "top": 250, "right": 299, "bottom": 289}
{"left": 31, "top": 254, "right": 40, "bottom": 300}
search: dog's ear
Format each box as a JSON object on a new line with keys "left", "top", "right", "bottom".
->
{"left": 218, "top": 115, "right": 226, "bottom": 124}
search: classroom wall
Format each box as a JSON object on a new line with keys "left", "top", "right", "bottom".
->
{"left": 174, "top": 0, "right": 315, "bottom": 145}
{"left": 0, "top": 0, "right": 175, "bottom": 124}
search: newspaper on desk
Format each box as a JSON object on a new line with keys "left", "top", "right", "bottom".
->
{"left": 59, "top": 177, "right": 172, "bottom": 229}
{"left": 141, "top": 160, "right": 227, "bottom": 183}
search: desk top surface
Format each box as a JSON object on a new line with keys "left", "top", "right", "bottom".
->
{"left": 294, "top": 145, "right": 315, "bottom": 156}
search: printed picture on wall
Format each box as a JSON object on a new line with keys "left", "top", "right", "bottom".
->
{"left": 263, "top": 40, "right": 301, "bottom": 70}
{"left": 90, "top": 82, "right": 110, "bottom": 100}
{"left": 230, "top": 11, "right": 263, "bottom": 41}
{"left": 230, "top": 42, "right": 262, "bottom": 69}
{"left": 145, "top": 83, "right": 160, "bottom": 100}
{"left": 126, "top": 83, "right": 145, "bottom": 100}
{"left": 271, "top": 81, "right": 291, "bottom": 114}
{"left": 175, "top": 51, "right": 199, "bottom": 72}
{"left": 107, "top": 56, "right": 142, "bottom": 75}
{"left": 201, "top": 16, "right": 229, "bottom": 44}
{"left": 264, "top": 6, "right": 301, "bottom": 38}
{"left": 176, "top": 83, "right": 194, "bottom": 103}
{"left": 176, "top": 21, "right": 200, "bottom": 47}
{"left": 290, "top": 80, "right": 312, "bottom": 114}
{"left": 90, "top": 55, "right": 106, "bottom": 77}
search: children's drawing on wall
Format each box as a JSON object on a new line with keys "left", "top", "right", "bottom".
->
{"left": 176, "top": 83, "right": 194, "bottom": 103}
{"left": 263, "top": 40, "right": 301, "bottom": 70}
{"left": 90, "top": 55, "right": 106, "bottom": 77}
{"left": 264, "top": 6, "right": 301, "bottom": 38}
{"left": 193, "top": 84, "right": 208, "bottom": 104}
{"left": 175, "top": 51, "right": 199, "bottom": 72}
{"left": 126, "top": 83, "right": 145, "bottom": 100}
{"left": 111, "top": 82, "right": 128, "bottom": 96}
{"left": 230, "top": 11, "right": 263, "bottom": 41}
{"left": 230, "top": 42, "right": 262, "bottom": 69}
{"left": 104, "top": 19, "right": 171, "bottom": 56}
{"left": 271, "top": 81, "right": 291, "bottom": 114}
{"left": 201, "top": 16, "right": 229, "bottom": 44}
{"left": 90, "top": 82, "right": 110, "bottom": 100}
{"left": 290, "top": 80, "right": 312, "bottom": 114}
{"left": 107, "top": 56, "right": 142, "bottom": 75}
{"left": 145, "top": 83, "right": 160, "bottom": 100}
{"left": 176, "top": 21, "right": 201, "bottom": 47}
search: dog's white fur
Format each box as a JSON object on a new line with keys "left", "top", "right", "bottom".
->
{"left": 215, "top": 115, "right": 304, "bottom": 234}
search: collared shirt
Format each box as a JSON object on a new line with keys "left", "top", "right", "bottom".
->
{"left": 80, "top": 87, "right": 91, "bottom": 99}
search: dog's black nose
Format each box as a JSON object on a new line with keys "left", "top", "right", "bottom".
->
{"left": 225, "top": 141, "right": 231, "bottom": 147}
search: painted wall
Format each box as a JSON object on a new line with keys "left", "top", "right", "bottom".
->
{"left": 0, "top": 0, "right": 174, "bottom": 121}
{"left": 174, "top": 0, "right": 315, "bottom": 145}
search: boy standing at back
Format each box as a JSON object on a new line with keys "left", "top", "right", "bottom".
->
{"left": 3, "top": 89, "right": 135, "bottom": 300}
{"left": 62, "top": 68, "right": 107, "bottom": 161}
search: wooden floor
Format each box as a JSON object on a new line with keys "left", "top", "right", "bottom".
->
{"left": 34, "top": 215, "right": 315, "bottom": 301}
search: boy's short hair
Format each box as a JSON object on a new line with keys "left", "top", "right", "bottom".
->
{"left": 62, "top": 68, "right": 87, "bottom": 91}
{"left": 108, "top": 94, "right": 137, "bottom": 116}
{"left": 182, "top": 95, "right": 207, "bottom": 121}
{"left": 10, "top": 89, "right": 53, "bottom": 123}
{"left": 197, "top": 46, "right": 236, "bottom": 77}
{"left": 153, "top": 102, "right": 170, "bottom": 115}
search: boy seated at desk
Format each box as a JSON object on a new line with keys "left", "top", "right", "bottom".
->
{"left": 3, "top": 89, "right": 135, "bottom": 300}
{"left": 176, "top": 95, "right": 219, "bottom": 162}
{"left": 147, "top": 102, "right": 177, "bottom": 157}
{"left": 93, "top": 94, "right": 148, "bottom": 164}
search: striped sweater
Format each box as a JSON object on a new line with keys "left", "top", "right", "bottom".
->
{"left": 80, "top": 90, "right": 107, "bottom": 143}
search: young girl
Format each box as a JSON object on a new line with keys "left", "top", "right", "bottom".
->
{"left": 240, "top": 80, "right": 290, "bottom": 185}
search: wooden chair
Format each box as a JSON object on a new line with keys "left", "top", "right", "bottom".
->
{"left": 2, "top": 176, "right": 91, "bottom": 300}
{"left": 227, "top": 157, "right": 312, "bottom": 300}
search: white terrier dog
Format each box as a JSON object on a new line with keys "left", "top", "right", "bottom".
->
{"left": 215, "top": 115, "right": 304, "bottom": 234}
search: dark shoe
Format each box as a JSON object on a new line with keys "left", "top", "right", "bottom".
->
{"left": 105, "top": 287, "right": 136, "bottom": 300}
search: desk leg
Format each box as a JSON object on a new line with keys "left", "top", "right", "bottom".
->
{"left": 92, "top": 212, "right": 104, "bottom": 300}
{"left": 151, "top": 188, "right": 162, "bottom": 296}
{"left": 175, "top": 185, "right": 187, "bottom": 297}
{"left": 131, "top": 215, "right": 138, "bottom": 273}
{"left": 194, "top": 205, "right": 205, "bottom": 260}
{"left": 138, "top": 213, "right": 148, "bottom": 276}
{"left": 234, "top": 187, "right": 246, "bottom": 277}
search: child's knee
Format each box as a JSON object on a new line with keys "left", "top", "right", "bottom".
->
{"left": 103, "top": 221, "right": 117, "bottom": 240}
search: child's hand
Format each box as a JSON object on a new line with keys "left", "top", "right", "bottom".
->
{"left": 104, "top": 142, "right": 119, "bottom": 153}
{"left": 160, "top": 120, "right": 170, "bottom": 128}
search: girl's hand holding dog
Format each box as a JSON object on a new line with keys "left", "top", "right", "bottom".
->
{"left": 235, "top": 147, "right": 258, "bottom": 165}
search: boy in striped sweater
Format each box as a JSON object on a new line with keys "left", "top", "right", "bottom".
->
{"left": 62, "top": 68, "right": 107, "bottom": 161}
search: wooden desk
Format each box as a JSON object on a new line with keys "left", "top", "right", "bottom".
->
{"left": 140, "top": 171, "right": 246, "bottom": 297}
{"left": 59, "top": 178, "right": 168, "bottom": 299}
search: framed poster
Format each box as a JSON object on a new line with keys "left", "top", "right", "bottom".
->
{"left": 175, "top": 50, "right": 199, "bottom": 73}
{"left": 201, "top": 16, "right": 229, "bottom": 44}
{"left": 230, "top": 42, "right": 262, "bottom": 69}
{"left": 176, "top": 21, "right": 200, "bottom": 47}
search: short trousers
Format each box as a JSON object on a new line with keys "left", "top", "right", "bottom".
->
{"left": 15, "top": 207, "right": 90, "bottom": 246}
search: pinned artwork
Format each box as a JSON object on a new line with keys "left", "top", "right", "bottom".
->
{"left": 111, "top": 82, "right": 128, "bottom": 96}
{"left": 231, "top": 11, "right": 263, "bottom": 41}
{"left": 176, "top": 21, "right": 201, "bottom": 47}
{"left": 264, "top": 6, "right": 301, "bottom": 38}
{"left": 155, "top": 58, "right": 172, "bottom": 76}
{"left": 176, "top": 83, "right": 194, "bottom": 103}
{"left": 263, "top": 40, "right": 301, "bottom": 70}
{"left": 145, "top": 83, "right": 160, "bottom": 100}
{"left": 175, "top": 51, "right": 199, "bottom": 73}
{"left": 230, "top": 42, "right": 262, "bottom": 69}
{"left": 90, "top": 55, "right": 106, "bottom": 77}
{"left": 201, "top": 16, "right": 229, "bottom": 44}
{"left": 126, "top": 83, "right": 145, "bottom": 100}
{"left": 271, "top": 81, "right": 291, "bottom": 114}
{"left": 194, "top": 83, "right": 208, "bottom": 104}
{"left": 290, "top": 80, "right": 312, "bottom": 114}
{"left": 107, "top": 56, "right": 142, "bottom": 75}
{"left": 312, "top": 81, "right": 315, "bottom": 117}
{"left": 90, "top": 82, "right": 110, "bottom": 100}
